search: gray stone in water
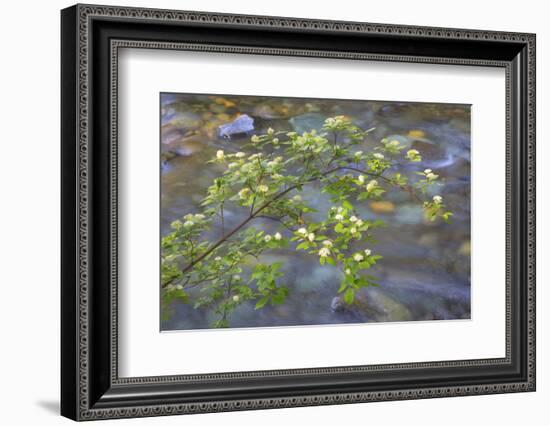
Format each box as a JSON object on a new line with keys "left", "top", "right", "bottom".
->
{"left": 330, "top": 296, "right": 344, "bottom": 313}
{"left": 218, "top": 114, "right": 255, "bottom": 139}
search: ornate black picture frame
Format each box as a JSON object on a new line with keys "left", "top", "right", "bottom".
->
{"left": 61, "top": 4, "right": 536, "bottom": 421}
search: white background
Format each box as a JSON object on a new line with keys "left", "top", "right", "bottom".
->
{"left": 119, "top": 50, "right": 505, "bottom": 377}
{"left": 0, "top": 0, "right": 547, "bottom": 425}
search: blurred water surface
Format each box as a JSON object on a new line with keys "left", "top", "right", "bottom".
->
{"left": 160, "top": 93, "right": 471, "bottom": 330}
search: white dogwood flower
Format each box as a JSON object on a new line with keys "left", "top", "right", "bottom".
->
{"left": 406, "top": 149, "right": 421, "bottom": 162}
{"left": 366, "top": 180, "right": 378, "bottom": 192}
{"left": 426, "top": 172, "right": 438, "bottom": 181}
{"left": 238, "top": 188, "right": 250, "bottom": 199}
{"left": 318, "top": 247, "right": 331, "bottom": 258}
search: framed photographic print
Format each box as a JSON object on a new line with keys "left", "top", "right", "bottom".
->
{"left": 61, "top": 4, "right": 536, "bottom": 421}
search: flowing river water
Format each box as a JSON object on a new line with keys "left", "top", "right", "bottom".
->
{"left": 160, "top": 93, "right": 471, "bottom": 330}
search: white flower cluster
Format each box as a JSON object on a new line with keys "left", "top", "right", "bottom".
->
{"left": 324, "top": 115, "right": 349, "bottom": 128}
{"left": 248, "top": 153, "right": 262, "bottom": 161}
{"left": 349, "top": 215, "right": 365, "bottom": 227}
{"left": 331, "top": 206, "right": 347, "bottom": 221}
{"left": 165, "top": 283, "right": 184, "bottom": 292}
{"left": 297, "top": 228, "right": 315, "bottom": 242}
{"left": 381, "top": 139, "right": 403, "bottom": 149}
{"left": 423, "top": 168, "right": 439, "bottom": 181}
{"left": 238, "top": 188, "right": 250, "bottom": 199}
{"left": 353, "top": 249, "right": 372, "bottom": 262}
{"left": 263, "top": 232, "right": 283, "bottom": 243}
{"left": 266, "top": 156, "right": 283, "bottom": 168}
{"left": 182, "top": 213, "right": 206, "bottom": 228}
{"left": 406, "top": 149, "right": 421, "bottom": 162}
{"left": 366, "top": 179, "right": 378, "bottom": 192}
{"left": 318, "top": 247, "right": 331, "bottom": 258}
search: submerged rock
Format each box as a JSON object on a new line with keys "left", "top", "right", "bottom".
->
{"left": 331, "top": 289, "right": 412, "bottom": 322}
{"left": 289, "top": 112, "right": 325, "bottom": 134}
{"left": 369, "top": 201, "right": 395, "bottom": 214}
{"left": 330, "top": 296, "right": 345, "bottom": 313}
{"left": 218, "top": 114, "right": 254, "bottom": 139}
{"left": 393, "top": 204, "right": 424, "bottom": 225}
{"left": 253, "top": 104, "right": 283, "bottom": 119}
{"left": 407, "top": 129, "right": 426, "bottom": 138}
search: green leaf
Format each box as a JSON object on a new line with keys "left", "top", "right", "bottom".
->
{"left": 343, "top": 288, "right": 355, "bottom": 304}
{"left": 255, "top": 295, "right": 270, "bottom": 310}
{"left": 338, "top": 280, "right": 348, "bottom": 293}
{"left": 342, "top": 200, "right": 354, "bottom": 210}
{"left": 442, "top": 211, "right": 454, "bottom": 223}
{"left": 296, "top": 242, "right": 310, "bottom": 250}
{"left": 271, "top": 287, "right": 288, "bottom": 305}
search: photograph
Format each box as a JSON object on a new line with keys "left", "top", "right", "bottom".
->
{"left": 160, "top": 93, "right": 471, "bottom": 330}
{"left": 55, "top": 2, "right": 536, "bottom": 421}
